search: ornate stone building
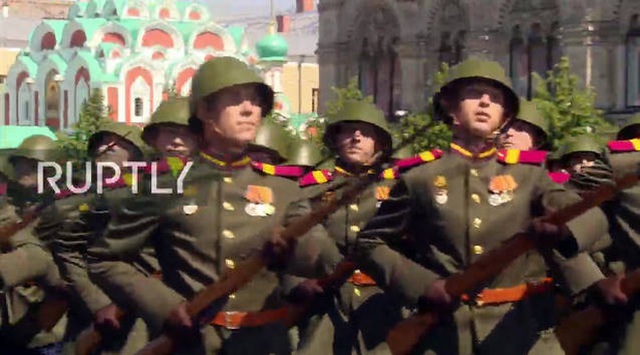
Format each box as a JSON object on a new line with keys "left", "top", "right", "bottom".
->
{"left": 317, "top": 0, "right": 640, "bottom": 123}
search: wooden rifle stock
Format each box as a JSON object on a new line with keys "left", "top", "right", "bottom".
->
{"left": 556, "top": 269, "right": 640, "bottom": 355}
{"left": 136, "top": 175, "right": 380, "bottom": 355}
{"left": 386, "top": 172, "right": 639, "bottom": 355}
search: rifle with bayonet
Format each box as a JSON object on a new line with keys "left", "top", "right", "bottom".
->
{"left": 385, "top": 171, "right": 640, "bottom": 355}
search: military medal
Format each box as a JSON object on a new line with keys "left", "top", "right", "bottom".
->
{"left": 183, "top": 204, "right": 198, "bottom": 215}
{"left": 433, "top": 175, "right": 448, "bottom": 205}
{"left": 488, "top": 175, "right": 518, "bottom": 206}
{"left": 244, "top": 185, "right": 275, "bottom": 217}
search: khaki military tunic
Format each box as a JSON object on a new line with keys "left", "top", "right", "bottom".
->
{"left": 355, "top": 145, "right": 608, "bottom": 354}
{"left": 287, "top": 164, "right": 407, "bottom": 355}
{"left": 594, "top": 144, "right": 640, "bottom": 355}
{"left": 51, "top": 180, "right": 154, "bottom": 354}
{"left": 88, "top": 154, "right": 332, "bottom": 354}
{"left": 0, "top": 190, "right": 67, "bottom": 351}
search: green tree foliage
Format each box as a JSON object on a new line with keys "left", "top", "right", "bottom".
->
{"left": 397, "top": 62, "right": 453, "bottom": 153}
{"left": 532, "top": 56, "right": 615, "bottom": 150}
{"left": 56, "top": 89, "right": 111, "bottom": 165}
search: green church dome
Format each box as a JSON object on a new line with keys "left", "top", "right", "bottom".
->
{"left": 256, "top": 29, "right": 288, "bottom": 62}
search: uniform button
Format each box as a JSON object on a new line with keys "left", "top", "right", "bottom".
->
{"left": 222, "top": 202, "right": 234, "bottom": 211}
{"left": 472, "top": 218, "right": 482, "bottom": 228}
{"left": 354, "top": 287, "right": 361, "bottom": 297}
{"left": 350, "top": 225, "right": 360, "bottom": 233}
{"left": 349, "top": 204, "right": 359, "bottom": 212}
{"left": 470, "top": 169, "right": 479, "bottom": 177}
{"left": 225, "top": 259, "right": 235, "bottom": 269}
{"left": 222, "top": 230, "right": 235, "bottom": 239}
{"left": 471, "top": 194, "right": 481, "bottom": 204}
{"left": 229, "top": 293, "right": 236, "bottom": 299}
{"left": 223, "top": 177, "right": 233, "bottom": 184}
{"left": 472, "top": 245, "right": 484, "bottom": 255}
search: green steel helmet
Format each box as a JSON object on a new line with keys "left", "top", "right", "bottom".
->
{"left": 190, "top": 56, "right": 274, "bottom": 117}
{"left": 323, "top": 100, "right": 392, "bottom": 155}
{"left": 9, "top": 135, "right": 58, "bottom": 164}
{"left": 516, "top": 99, "right": 549, "bottom": 137}
{"left": 434, "top": 58, "right": 519, "bottom": 124}
{"left": 142, "top": 97, "right": 191, "bottom": 144}
{"left": 0, "top": 150, "right": 13, "bottom": 180}
{"left": 285, "top": 138, "right": 323, "bottom": 167}
{"left": 248, "top": 119, "right": 290, "bottom": 163}
{"left": 561, "top": 135, "right": 604, "bottom": 160}
{"left": 617, "top": 113, "right": 640, "bottom": 140}
{"left": 87, "top": 121, "right": 145, "bottom": 159}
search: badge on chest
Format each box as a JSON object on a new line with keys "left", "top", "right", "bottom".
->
{"left": 488, "top": 175, "right": 518, "bottom": 206}
{"left": 244, "top": 185, "right": 275, "bottom": 217}
{"left": 433, "top": 175, "right": 448, "bottom": 205}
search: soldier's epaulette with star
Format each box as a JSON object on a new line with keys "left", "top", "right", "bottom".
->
{"left": 394, "top": 149, "right": 444, "bottom": 171}
{"left": 548, "top": 171, "right": 570, "bottom": 184}
{"left": 299, "top": 169, "right": 334, "bottom": 187}
{"left": 250, "top": 161, "right": 306, "bottom": 178}
{"left": 497, "top": 149, "right": 548, "bottom": 166}
{"left": 607, "top": 139, "right": 640, "bottom": 153}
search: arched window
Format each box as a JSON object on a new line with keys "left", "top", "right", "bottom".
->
{"left": 626, "top": 14, "right": 640, "bottom": 107}
{"left": 134, "top": 97, "right": 143, "bottom": 117}
{"left": 509, "top": 25, "right": 527, "bottom": 97}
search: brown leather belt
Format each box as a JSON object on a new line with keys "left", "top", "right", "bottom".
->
{"left": 210, "top": 307, "right": 292, "bottom": 329}
{"left": 347, "top": 270, "right": 377, "bottom": 286}
{"left": 461, "top": 278, "right": 554, "bottom": 306}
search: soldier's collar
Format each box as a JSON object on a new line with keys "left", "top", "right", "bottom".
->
{"left": 200, "top": 152, "right": 251, "bottom": 169}
{"left": 334, "top": 165, "right": 375, "bottom": 177}
{"left": 450, "top": 142, "right": 497, "bottom": 160}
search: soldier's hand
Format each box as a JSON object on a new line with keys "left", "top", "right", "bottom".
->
{"left": 529, "top": 218, "right": 576, "bottom": 256}
{"left": 420, "top": 279, "right": 453, "bottom": 309}
{"left": 94, "top": 303, "right": 121, "bottom": 330}
{"left": 263, "top": 225, "right": 296, "bottom": 270}
{"left": 163, "top": 302, "right": 200, "bottom": 344}
{"left": 289, "top": 279, "right": 324, "bottom": 303}
{"left": 595, "top": 274, "right": 628, "bottom": 306}
{"left": 165, "top": 302, "right": 194, "bottom": 332}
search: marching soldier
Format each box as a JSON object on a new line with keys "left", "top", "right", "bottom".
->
{"left": 593, "top": 114, "right": 640, "bottom": 354}
{"left": 288, "top": 100, "right": 428, "bottom": 354}
{"left": 52, "top": 121, "right": 153, "bottom": 354}
{"left": 0, "top": 135, "right": 68, "bottom": 354}
{"left": 87, "top": 56, "right": 334, "bottom": 354}
{"left": 353, "top": 58, "right": 608, "bottom": 354}
{"left": 141, "top": 96, "right": 197, "bottom": 159}
{"left": 498, "top": 100, "right": 623, "bottom": 309}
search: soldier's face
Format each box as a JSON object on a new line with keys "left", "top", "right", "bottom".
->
{"left": 335, "top": 122, "right": 380, "bottom": 166}
{"left": 198, "top": 85, "right": 264, "bottom": 151}
{"left": 153, "top": 125, "right": 197, "bottom": 158}
{"left": 94, "top": 134, "right": 134, "bottom": 167}
{"left": 566, "top": 152, "right": 597, "bottom": 173}
{"left": 451, "top": 84, "right": 507, "bottom": 139}
{"left": 499, "top": 120, "right": 536, "bottom": 150}
{"left": 12, "top": 157, "right": 39, "bottom": 188}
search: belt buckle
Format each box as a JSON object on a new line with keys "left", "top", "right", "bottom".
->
{"left": 223, "top": 311, "right": 241, "bottom": 330}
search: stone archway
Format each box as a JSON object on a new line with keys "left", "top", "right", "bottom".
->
{"left": 348, "top": 1, "right": 401, "bottom": 117}
{"left": 500, "top": 0, "right": 562, "bottom": 98}
{"left": 44, "top": 70, "right": 61, "bottom": 128}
